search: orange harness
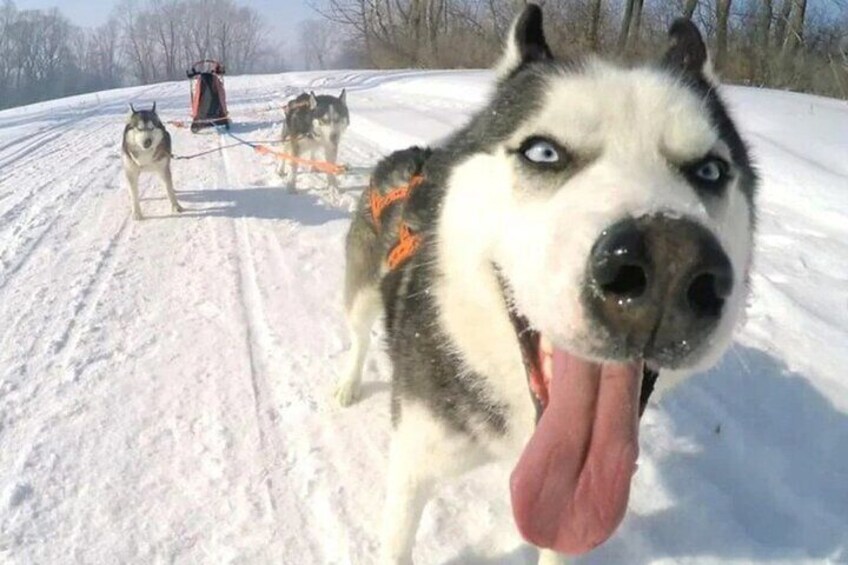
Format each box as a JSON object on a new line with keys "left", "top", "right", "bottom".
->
{"left": 369, "top": 174, "right": 425, "bottom": 270}
{"left": 387, "top": 222, "right": 423, "bottom": 270}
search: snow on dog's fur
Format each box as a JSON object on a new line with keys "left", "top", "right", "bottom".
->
{"left": 337, "top": 5, "right": 757, "bottom": 564}
{"left": 121, "top": 103, "right": 182, "bottom": 220}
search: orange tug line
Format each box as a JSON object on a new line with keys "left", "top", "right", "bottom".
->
{"left": 166, "top": 120, "right": 347, "bottom": 175}
{"left": 368, "top": 174, "right": 426, "bottom": 271}
{"left": 253, "top": 144, "right": 347, "bottom": 176}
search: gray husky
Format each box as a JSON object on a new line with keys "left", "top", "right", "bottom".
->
{"left": 121, "top": 103, "right": 182, "bottom": 220}
{"left": 278, "top": 90, "right": 349, "bottom": 192}
{"left": 337, "top": 4, "right": 757, "bottom": 564}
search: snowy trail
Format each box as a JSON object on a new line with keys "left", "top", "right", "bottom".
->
{"left": 1, "top": 72, "right": 846, "bottom": 564}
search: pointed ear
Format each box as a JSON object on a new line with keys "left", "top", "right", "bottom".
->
{"left": 339, "top": 89, "right": 346, "bottom": 104}
{"left": 495, "top": 3, "right": 553, "bottom": 79}
{"left": 308, "top": 92, "right": 318, "bottom": 110}
{"left": 151, "top": 101, "right": 156, "bottom": 113}
{"left": 662, "top": 19, "right": 715, "bottom": 81}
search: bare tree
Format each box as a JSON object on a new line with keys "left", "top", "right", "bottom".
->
{"left": 715, "top": 0, "right": 733, "bottom": 71}
{"left": 780, "top": 0, "right": 807, "bottom": 57}
{"left": 617, "top": 0, "right": 644, "bottom": 53}
{"left": 773, "top": 0, "right": 793, "bottom": 47}
{"left": 684, "top": 0, "right": 699, "bottom": 19}
{"left": 299, "top": 19, "right": 338, "bottom": 70}
{"left": 757, "top": 0, "right": 773, "bottom": 78}
{"left": 113, "top": 0, "right": 268, "bottom": 81}
{"left": 116, "top": 0, "right": 157, "bottom": 83}
{"left": 150, "top": 0, "right": 184, "bottom": 80}
{"left": 590, "top": 0, "right": 603, "bottom": 49}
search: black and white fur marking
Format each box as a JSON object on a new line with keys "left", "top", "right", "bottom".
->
{"left": 278, "top": 90, "right": 349, "bottom": 193}
{"left": 121, "top": 103, "right": 182, "bottom": 220}
{"left": 338, "top": 5, "right": 757, "bottom": 563}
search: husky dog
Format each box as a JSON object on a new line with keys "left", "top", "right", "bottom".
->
{"left": 121, "top": 103, "right": 182, "bottom": 220}
{"left": 337, "top": 4, "right": 757, "bottom": 564}
{"left": 278, "top": 90, "right": 349, "bottom": 192}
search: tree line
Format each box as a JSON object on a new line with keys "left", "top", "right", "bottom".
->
{"left": 0, "top": 0, "right": 282, "bottom": 111}
{"left": 1, "top": 0, "right": 845, "bottom": 110}
{"left": 308, "top": 0, "right": 848, "bottom": 98}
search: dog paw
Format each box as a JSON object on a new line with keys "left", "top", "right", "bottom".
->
{"left": 334, "top": 380, "right": 361, "bottom": 407}
{"left": 173, "top": 203, "right": 184, "bottom": 213}
{"left": 132, "top": 210, "right": 143, "bottom": 221}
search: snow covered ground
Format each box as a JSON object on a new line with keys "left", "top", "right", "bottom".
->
{"left": 0, "top": 70, "right": 846, "bottom": 564}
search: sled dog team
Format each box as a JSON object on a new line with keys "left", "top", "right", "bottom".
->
{"left": 122, "top": 91, "right": 348, "bottom": 219}
{"left": 121, "top": 4, "right": 757, "bottom": 563}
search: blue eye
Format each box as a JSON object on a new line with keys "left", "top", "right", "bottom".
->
{"left": 684, "top": 156, "right": 731, "bottom": 195}
{"left": 523, "top": 140, "right": 561, "bottom": 164}
{"left": 695, "top": 159, "right": 725, "bottom": 182}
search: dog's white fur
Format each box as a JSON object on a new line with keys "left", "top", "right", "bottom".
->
{"left": 341, "top": 16, "right": 753, "bottom": 565}
{"left": 335, "top": 286, "right": 381, "bottom": 406}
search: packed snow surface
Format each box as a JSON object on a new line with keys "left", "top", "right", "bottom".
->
{"left": 0, "top": 70, "right": 846, "bottom": 564}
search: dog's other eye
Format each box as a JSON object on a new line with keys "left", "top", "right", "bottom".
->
{"left": 518, "top": 137, "right": 569, "bottom": 170}
{"left": 684, "top": 156, "right": 731, "bottom": 194}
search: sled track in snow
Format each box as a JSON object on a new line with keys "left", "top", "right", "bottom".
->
{"left": 217, "top": 135, "right": 320, "bottom": 558}
{"left": 50, "top": 215, "right": 132, "bottom": 375}
{"left": 0, "top": 138, "right": 117, "bottom": 294}
{"left": 0, "top": 85, "right": 163, "bottom": 177}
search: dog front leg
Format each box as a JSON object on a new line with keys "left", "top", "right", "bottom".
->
{"left": 380, "top": 431, "right": 434, "bottom": 565}
{"left": 380, "top": 405, "right": 488, "bottom": 564}
{"left": 284, "top": 139, "right": 300, "bottom": 192}
{"left": 159, "top": 163, "right": 183, "bottom": 213}
{"left": 325, "top": 137, "right": 340, "bottom": 192}
{"left": 124, "top": 165, "right": 143, "bottom": 220}
{"left": 336, "top": 286, "right": 380, "bottom": 407}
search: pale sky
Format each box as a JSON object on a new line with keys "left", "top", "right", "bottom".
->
{"left": 14, "top": 0, "right": 315, "bottom": 37}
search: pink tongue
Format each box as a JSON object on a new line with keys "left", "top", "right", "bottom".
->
{"left": 510, "top": 351, "right": 641, "bottom": 554}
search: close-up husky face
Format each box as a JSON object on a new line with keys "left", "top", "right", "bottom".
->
{"left": 436, "top": 5, "right": 756, "bottom": 555}
{"left": 125, "top": 103, "right": 164, "bottom": 151}
{"left": 500, "top": 59, "right": 755, "bottom": 371}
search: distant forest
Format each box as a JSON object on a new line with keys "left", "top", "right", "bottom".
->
{"left": 309, "top": 0, "right": 848, "bottom": 98}
{"left": 0, "top": 0, "right": 846, "bottom": 110}
{"left": 0, "top": 0, "right": 285, "bottom": 110}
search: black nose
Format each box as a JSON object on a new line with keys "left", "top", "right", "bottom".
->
{"left": 588, "top": 215, "right": 733, "bottom": 363}
{"left": 143, "top": 139, "right": 152, "bottom": 149}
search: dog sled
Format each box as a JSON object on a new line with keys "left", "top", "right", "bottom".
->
{"left": 186, "top": 59, "right": 231, "bottom": 132}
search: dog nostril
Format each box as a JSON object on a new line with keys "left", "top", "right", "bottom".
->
{"left": 591, "top": 220, "right": 649, "bottom": 302}
{"left": 687, "top": 272, "right": 726, "bottom": 318}
{"left": 600, "top": 264, "right": 648, "bottom": 299}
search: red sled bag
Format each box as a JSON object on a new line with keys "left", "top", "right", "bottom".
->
{"left": 186, "top": 60, "right": 231, "bottom": 132}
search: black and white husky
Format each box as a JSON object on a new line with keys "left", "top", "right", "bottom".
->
{"left": 337, "top": 4, "right": 757, "bottom": 564}
{"left": 121, "top": 103, "right": 182, "bottom": 220}
{"left": 278, "top": 90, "right": 349, "bottom": 192}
